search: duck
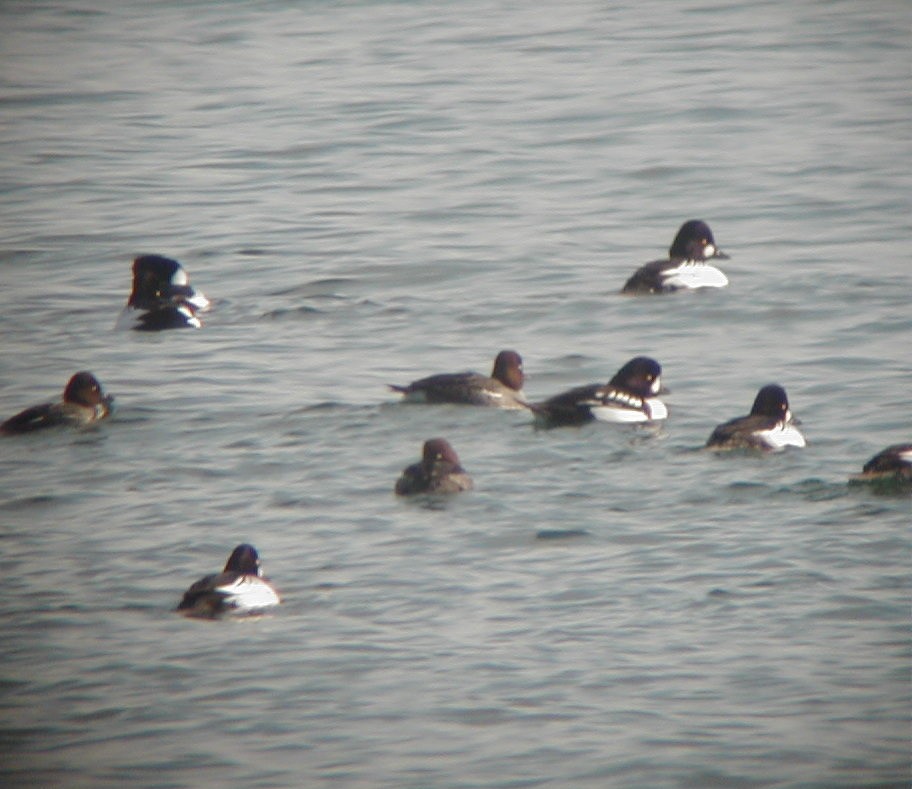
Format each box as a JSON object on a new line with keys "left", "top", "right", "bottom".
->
{"left": 176, "top": 544, "right": 280, "bottom": 618}
{"left": 531, "top": 356, "right": 667, "bottom": 427}
{"left": 621, "top": 219, "right": 729, "bottom": 294}
{"left": 850, "top": 443, "right": 912, "bottom": 489}
{"left": 389, "top": 350, "right": 528, "bottom": 409}
{"left": 706, "top": 384, "right": 806, "bottom": 451}
{"left": 395, "top": 438, "right": 474, "bottom": 495}
{"left": 115, "top": 254, "right": 210, "bottom": 330}
{"left": 0, "top": 372, "right": 113, "bottom": 434}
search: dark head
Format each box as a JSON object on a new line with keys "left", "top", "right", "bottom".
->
{"left": 223, "top": 544, "right": 262, "bottom": 575}
{"left": 63, "top": 372, "right": 107, "bottom": 407}
{"left": 129, "top": 255, "right": 208, "bottom": 311}
{"left": 609, "top": 356, "right": 663, "bottom": 397}
{"left": 668, "top": 220, "right": 729, "bottom": 262}
{"left": 422, "top": 437, "right": 462, "bottom": 469}
{"left": 750, "top": 384, "right": 791, "bottom": 420}
{"left": 491, "top": 350, "right": 524, "bottom": 391}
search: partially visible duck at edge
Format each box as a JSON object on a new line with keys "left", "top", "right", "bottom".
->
{"left": 115, "top": 254, "right": 210, "bottom": 330}
{"left": 621, "top": 219, "right": 730, "bottom": 295}
{"left": 531, "top": 356, "right": 668, "bottom": 428}
{"left": 0, "top": 372, "right": 113, "bottom": 435}
{"left": 176, "top": 544, "right": 281, "bottom": 618}
{"left": 389, "top": 350, "right": 528, "bottom": 410}
{"left": 706, "top": 384, "right": 806, "bottom": 451}
{"left": 395, "top": 438, "right": 474, "bottom": 495}
{"left": 850, "top": 443, "right": 912, "bottom": 492}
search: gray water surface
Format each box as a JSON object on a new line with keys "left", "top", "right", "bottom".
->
{"left": 1, "top": 2, "right": 909, "bottom": 787}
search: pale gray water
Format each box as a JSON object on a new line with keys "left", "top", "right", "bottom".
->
{"left": 0, "top": 1, "right": 910, "bottom": 787}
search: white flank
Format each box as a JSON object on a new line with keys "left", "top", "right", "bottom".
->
{"left": 662, "top": 263, "right": 729, "bottom": 290}
{"left": 591, "top": 404, "right": 648, "bottom": 423}
{"left": 758, "top": 422, "right": 806, "bottom": 450}
{"left": 645, "top": 398, "right": 668, "bottom": 420}
{"left": 217, "top": 576, "right": 280, "bottom": 610}
{"left": 177, "top": 305, "right": 202, "bottom": 328}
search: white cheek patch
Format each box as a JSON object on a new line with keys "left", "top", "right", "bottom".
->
{"left": 662, "top": 263, "right": 729, "bottom": 290}
{"left": 898, "top": 449, "right": 912, "bottom": 463}
{"left": 171, "top": 268, "right": 189, "bottom": 287}
{"left": 650, "top": 377, "right": 661, "bottom": 396}
{"left": 704, "top": 243, "right": 716, "bottom": 257}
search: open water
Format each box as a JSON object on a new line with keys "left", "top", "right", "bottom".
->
{"left": 0, "top": 1, "right": 910, "bottom": 787}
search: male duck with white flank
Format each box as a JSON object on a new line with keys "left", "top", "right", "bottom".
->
{"left": 531, "top": 356, "right": 667, "bottom": 427}
{"left": 621, "top": 219, "right": 729, "bottom": 294}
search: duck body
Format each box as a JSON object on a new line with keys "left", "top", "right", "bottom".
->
{"left": 116, "top": 254, "right": 210, "bottom": 330}
{"left": 176, "top": 544, "right": 280, "bottom": 618}
{"left": 395, "top": 438, "right": 474, "bottom": 495}
{"left": 390, "top": 350, "right": 528, "bottom": 410}
{"left": 706, "top": 384, "right": 805, "bottom": 451}
{"left": 532, "top": 357, "right": 667, "bottom": 427}
{"left": 622, "top": 220, "right": 729, "bottom": 295}
{"left": 0, "top": 372, "right": 113, "bottom": 435}
{"left": 850, "top": 444, "right": 912, "bottom": 491}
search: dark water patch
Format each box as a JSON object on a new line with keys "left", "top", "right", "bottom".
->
{"left": 535, "top": 528, "right": 589, "bottom": 541}
{"left": 848, "top": 476, "right": 912, "bottom": 498}
{"left": 0, "top": 494, "right": 63, "bottom": 512}
{"left": 262, "top": 304, "right": 322, "bottom": 320}
{"left": 817, "top": 599, "right": 906, "bottom": 623}
{"left": 627, "top": 165, "right": 689, "bottom": 181}
{"left": 746, "top": 569, "right": 836, "bottom": 590}
{"left": 101, "top": 751, "right": 238, "bottom": 780}
{"left": 293, "top": 401, "right": 363, "bottom": 414}
{"left": 0, "top": 725, "right": 74, "bottom": 751}
{"left": 0, "top": 90, "right": 139, "bottom": 109}
{"left": 396, "top": 494, "right": 461, "bottom": 512}
{"left": 791, "top": 478, "right": 851, "bottom": 501}
{"left": 678, "top": 768, "right": 769, "bottom": 788}
{"left": 269, "top": 278, "right": 358, "bottom": 297}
